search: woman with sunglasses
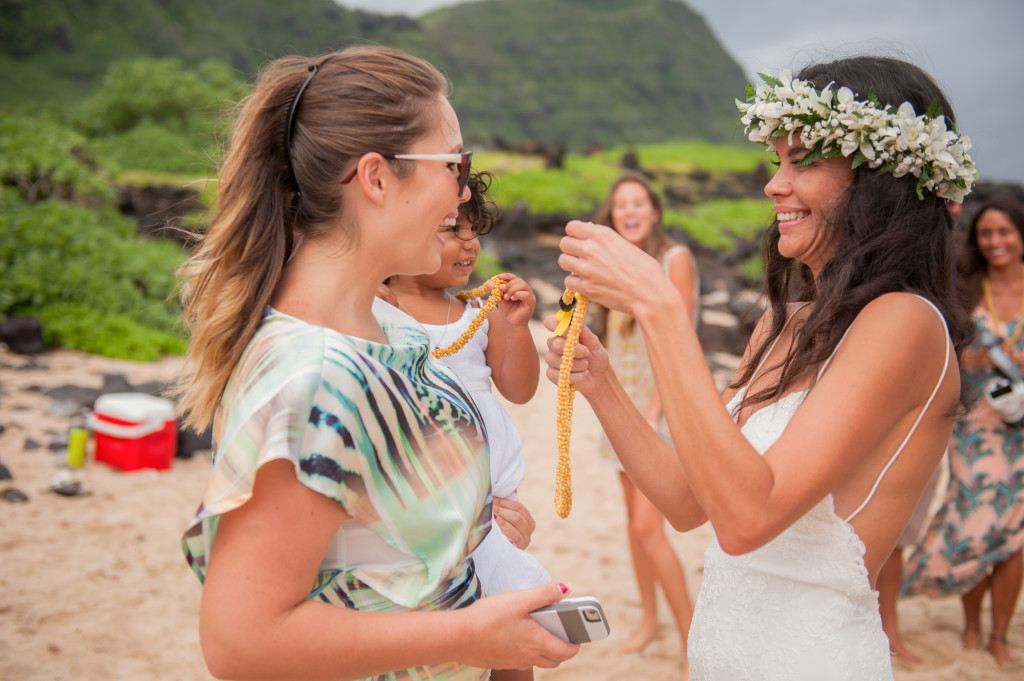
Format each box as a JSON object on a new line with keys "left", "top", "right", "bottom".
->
{"left": 176, "top": 45, "right": 578, "bottom": 681}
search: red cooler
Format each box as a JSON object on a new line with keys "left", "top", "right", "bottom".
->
{"left": 89, "top": 393, "right": 177, "bottom": 471}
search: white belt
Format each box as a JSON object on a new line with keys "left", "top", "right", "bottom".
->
{"left": 319, "top": 519, "right": 420, "bottom": 571}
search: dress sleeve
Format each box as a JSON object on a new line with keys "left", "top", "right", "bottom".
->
{"left": 198, "top": 318, "right": 330, "bottom": 518}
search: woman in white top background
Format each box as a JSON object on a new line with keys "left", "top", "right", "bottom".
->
{"left": 589, "top": 172, "right": 698, "bottom": 677}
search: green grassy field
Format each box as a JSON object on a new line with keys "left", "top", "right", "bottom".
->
{"left": 478, "top": 142, "right": 773, "bottom": 252}
{"left": 2, "top": 112, "right": 773, "bottom": 361}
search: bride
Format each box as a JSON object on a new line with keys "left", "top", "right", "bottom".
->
{"left": 546, "top": 55, "right": 976, "bottom": 680}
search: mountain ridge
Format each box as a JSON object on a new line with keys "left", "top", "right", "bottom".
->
{"left": 0, "top": 0, "right": 749, "bottom": 151}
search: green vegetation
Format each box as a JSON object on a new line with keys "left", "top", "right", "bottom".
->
{"left": 635, "top": 141, "right": 771, "bottom": 174}
{"left": 0, "top": 188, "right": 187, "bottom": 360}
{"left": 473, "top": 250, "right": 504, "bottom": 282}
{"left": 1, "top": 0, "right": 749, "bottom": 153}
{"left": 0, "top": 114, "right": 115, "bottom": 206}
{"left": 481, "top": 152, "right": 621, "bottom": 215}
{"left": 478, "top": 145, "right": 772, "bottom": 253}
{"left": 0, "top": 1, "right": 772, "bottom": 361}
{"left": 75, "top": 57, "right": 244, "bottom": 175}
{"left": 422, "top": 0, "right": 748, "bottom": 150}
{"left": 665, "top": 198, "right": 772, "bottom": 250}
{"left": 0, "top": 56, "right": 227, "bottom": 360}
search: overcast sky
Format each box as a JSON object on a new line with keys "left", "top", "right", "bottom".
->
{"left": 337, "top": 0, "right": 1023, "bottom": 184}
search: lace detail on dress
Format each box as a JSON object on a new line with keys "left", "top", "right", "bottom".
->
{"left": 691, "top": 296, "right": 948, "bottom": 680}
{"left": 691, "top": 391, "right": 893, "bottom": 681}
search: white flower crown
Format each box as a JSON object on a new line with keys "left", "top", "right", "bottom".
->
{"left": 736, "top": 70, "right": 978, "bottom": 203}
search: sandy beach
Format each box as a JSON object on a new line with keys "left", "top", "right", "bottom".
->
{"left": 2, "top": 321, "right": 1022, "bottom": 680}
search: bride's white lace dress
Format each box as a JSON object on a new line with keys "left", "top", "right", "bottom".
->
{"left": 687, "top": 297, "right": 950, "bottom": 680}
{"left": 687, "top": 387, "right": 894, "bottom": 680}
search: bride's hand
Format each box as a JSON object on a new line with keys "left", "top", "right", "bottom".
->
{"left": 558, "top": 220, "right": 672, "bottom": 315}
{"left": 543, "top": 315, "right": 610, "bottom": 398}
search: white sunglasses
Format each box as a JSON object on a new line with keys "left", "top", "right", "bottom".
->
{"left": 340, "top": 152, "right": 472, "bottom": 191}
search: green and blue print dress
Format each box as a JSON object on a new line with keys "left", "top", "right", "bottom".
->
{"left": 182, "top": 298, "right": 492, "bottom": 681}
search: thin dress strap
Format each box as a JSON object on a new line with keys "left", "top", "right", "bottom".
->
{"left": 840, "top": 295, "right": 951, "bottom": 523}
{"left": 745, "top": 302, "right": 813, "bottom": 386}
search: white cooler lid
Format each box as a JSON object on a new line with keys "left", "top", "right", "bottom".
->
{"left": 94, "top": 392, "right": 176, "bottom": 422}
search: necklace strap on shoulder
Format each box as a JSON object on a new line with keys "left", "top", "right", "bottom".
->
{"left": 982, "top": 263, "right": 1024, "bottom": 346}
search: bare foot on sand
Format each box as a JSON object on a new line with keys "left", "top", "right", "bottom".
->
{"left": 889, "top": 638, "right": 922, "bottom": 666}
{"left": 962, "top": 626, "right": 982, "bottom": 650}
{"left": 619, "top": 625, "right": 662, "bottom": 654}
{"left": 987, "top": 634, "right": 1014, "bottom": 666}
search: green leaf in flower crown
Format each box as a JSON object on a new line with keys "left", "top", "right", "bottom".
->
{"left": 797, "top": 144, "right": 827, "bottom": 166}
{"left": 760, "top": 72, "right": 783, "bottom": 88}
{"left": 925, "top": 99, "right": 941, "bottom": 120}
{"left": 877, "top": 159, "right": 898, "bottom": 174}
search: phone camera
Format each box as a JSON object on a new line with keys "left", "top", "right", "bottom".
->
{"left": 985, "top": 376, "right": 1024, "bottom": 426}
{"left": 582, "top": 607, "right": 601, "bottom": 622}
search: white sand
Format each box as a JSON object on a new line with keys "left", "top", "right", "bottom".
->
{"left": 1, "top": 323, "right": 1021, "bottom": 680}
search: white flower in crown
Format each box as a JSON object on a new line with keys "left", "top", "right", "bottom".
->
{"left": 736, "top": 71, "right": 978, "bottom": 202}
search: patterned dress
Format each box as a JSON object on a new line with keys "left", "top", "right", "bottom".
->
{"left": 598, "top": 308, "right": 661, "bottom": 471}
{"left": 182, "top": 298, "right": 492, "bottom": 681}
{"left": 903, "top": 304, "right": 1024, "bottom": 596}
{"left": 598, "top": 245, "right": 698, "bottom": 470}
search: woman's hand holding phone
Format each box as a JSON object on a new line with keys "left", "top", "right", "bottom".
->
{"left": 457, "top": 582, "right": 581, "bottom": 670}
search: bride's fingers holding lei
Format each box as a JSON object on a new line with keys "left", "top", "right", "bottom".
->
{"left": 542, "top": 315, "right": 606, "bottom": 394}
{"left": 559, "top": 220, "right": 662, "bottom": 313}
{"left": 543, "top": 314, "right": 567, "bottom": 376}
{"left": 543, "top": 316, "right": 573, "bottom": 387}
{"left": 573, "top": 323, "right": 606, "bottom": 371}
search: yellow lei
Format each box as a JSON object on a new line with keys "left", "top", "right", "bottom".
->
{"left": 431, "top": 277, "right": 503, "bottom": 359}
{"left": 551, "top": 287, "right": 588, "bottom": 518}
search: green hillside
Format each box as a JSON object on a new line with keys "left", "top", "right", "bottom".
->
{"left": 0, "top": 0, "right": 765, "bottom": 360}
{"left": 0, "top": 0, "right": 749, "bottom": 151}
{"left": 419, "top": 0, "right": 747, "bottom": 149}
{"left": 0, "top": 0, "right": 404, "bottom": 102}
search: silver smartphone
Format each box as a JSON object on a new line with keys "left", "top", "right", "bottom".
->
{"left": 529, "top": 596, "right": 610, "bottom": 643}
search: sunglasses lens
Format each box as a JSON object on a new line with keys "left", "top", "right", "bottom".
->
{"left": 458, "top": 153, "right": 472, "bottom": 192}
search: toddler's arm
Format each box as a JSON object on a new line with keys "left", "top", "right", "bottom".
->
{"left": 487, "top": 274, "right": 540, "bottom": 404}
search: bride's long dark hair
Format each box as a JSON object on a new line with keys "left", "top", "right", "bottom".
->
{"left": 732, "top": 56, "right": 975, "bottom": 410}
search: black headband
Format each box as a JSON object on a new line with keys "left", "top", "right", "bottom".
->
{"left": 284, "top": 62, "right": 319, "bottom": 197}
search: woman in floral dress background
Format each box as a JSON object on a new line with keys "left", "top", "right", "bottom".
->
{"left": 903, "top": 193, "right": 1024, "bottom": 667}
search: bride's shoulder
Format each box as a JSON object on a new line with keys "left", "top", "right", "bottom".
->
{"left": 841, "top": 293, "right": 953, "bottom": 393}
{"left": 855, "top": 293, "right": 946, "bottom": 341}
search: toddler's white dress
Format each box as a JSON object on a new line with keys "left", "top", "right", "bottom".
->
{"left": 423, "top": 302, "right": 551, "bottom": 595}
